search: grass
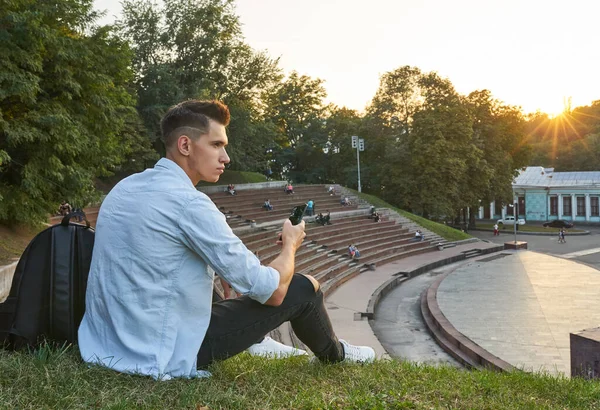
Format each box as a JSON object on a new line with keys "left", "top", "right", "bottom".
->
{"left": 196, "top": 171, "right": 268, "bottom": 187}
{"left": 476, "top": 223, "right": 586, "bottom": 233}
{"left": 346, "top": 189, "right": 471, "bottom": 242}
{"left": 1, "top": 345, "right": 599, "bottom": 409}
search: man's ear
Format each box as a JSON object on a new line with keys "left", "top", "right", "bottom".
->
{"left": 178, "top": 135, "right": 191, "bottom": 156}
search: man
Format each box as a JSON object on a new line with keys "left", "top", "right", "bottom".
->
{"left": 306, "top": 199, "right": 314, "bottom": 216}
{"left": 493, "top": 223, "right": 499, "bottom": 236}
{"left": 79, "top": 100, "right": 374, "bottom": 381}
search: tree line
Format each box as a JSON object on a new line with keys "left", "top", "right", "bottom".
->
{"left": 1, "top": 0, "right": 598, "bottom": 225}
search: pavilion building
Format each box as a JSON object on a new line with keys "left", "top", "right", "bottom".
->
{"left": 478, "top": 166, "right": 600, "bottom": 223}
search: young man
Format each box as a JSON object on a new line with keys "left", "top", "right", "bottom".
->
{"left": 78, "top": 100, "right": 374, "bottom": 381}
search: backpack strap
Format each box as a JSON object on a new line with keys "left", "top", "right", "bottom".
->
{"left": 61, "top": 211, "right": 90, "bottom": 228}
{"left": 49, "top": 223, "right": 94, "bottom": 343}
{"left": 49, "top": 225, "right": 77, "bottom": 343}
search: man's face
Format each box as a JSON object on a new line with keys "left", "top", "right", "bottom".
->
{"left": 188, "top": 119, "right": 230, "bottom": 184}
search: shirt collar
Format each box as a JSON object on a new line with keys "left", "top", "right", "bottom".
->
{"left": 155, "top": 157, "right": 196, "bottom": 189}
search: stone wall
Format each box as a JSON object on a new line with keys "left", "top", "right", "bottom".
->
{"left": 198, "top": 181, "right": 287, "bottom": 194}
{"left": 0, "top": 261, "right": 17, "bottom": 302}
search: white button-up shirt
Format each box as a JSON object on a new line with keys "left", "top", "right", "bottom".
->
{"left": 78, "top": 158, "right": 279, "bottom": 380}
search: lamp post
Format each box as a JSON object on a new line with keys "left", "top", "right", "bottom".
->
{"left": 509, "top": 200, "right": 519, "bottom": 244}
{"left": 351, "top": 136, "right": 365, "bottom": 192}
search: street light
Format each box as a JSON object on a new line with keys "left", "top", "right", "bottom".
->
{"left": 509, "top": 200, "right": 519, "bottom": 244}
{"left": 351, "top": 136, "right": 365, "bottom": 192}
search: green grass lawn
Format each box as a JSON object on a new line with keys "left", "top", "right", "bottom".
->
{"left": 476, "top": 223, "right": 585, "bottom": 233}
{"left": 1, "top": 345, "right": 599, "bottom": 409}
{"left": 346, "top": 190, "right": 471, "bottom": 242}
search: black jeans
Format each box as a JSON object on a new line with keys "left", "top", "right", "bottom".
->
{"left": 198, "top": 274, "right": 343, "bottom": 367}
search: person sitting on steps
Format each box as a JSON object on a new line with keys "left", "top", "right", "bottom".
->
{"left": 316, "top": 211, "right": 332, "bottom": 226}
{"left": 414, "top": 230, "right": 424, "bottom": 241}
{"left": 348, "top": 244, "right": 361, "bottom": 260}
{"left": 263, "top": 199, "right": 273, "bottom": 211}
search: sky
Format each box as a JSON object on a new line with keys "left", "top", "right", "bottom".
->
{"left": 95, "top": 0, "right": 599, "bottom": 116}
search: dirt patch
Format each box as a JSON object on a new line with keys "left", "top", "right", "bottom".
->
{"left": 0, "top": 224, "right": 44, "bottom": 265}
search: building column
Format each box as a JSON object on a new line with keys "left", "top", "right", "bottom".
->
{"left": 558, "top": 194, "right": 563, "bottom": 219}
{"left": 585, "top": 193, "right": 591, "bottom": 221}
{"left": 501, "top": 205, "right": 506, "bottom": 219}
{"left": 490, "top": 202, "right": 495, "bottom": 218}
{"left": 547, "top": 195, "right": 551, "bottom": 220}
{"left": 572, "top": 194, "right": 577, "bottom": 219}
{"left": 479, "top": 206, "right": 484, "bottom": 219}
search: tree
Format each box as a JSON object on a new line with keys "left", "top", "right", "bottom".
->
{"left": 265, "top": 72, "right": 328, "bottom": 182}
{"left": 366, "top": 67, "right": 475, "bottom": 218}
{"left": 119, "top": 0, "right": 283, "bottom": 171}
{"left": 464, "top": 90, "right": 530, "bottom": 218}
{"left": 0, "top": 0, "right": 150, "bottom": 224}
{"left": 321, "top": 107, "right": 363, "bottom": 186}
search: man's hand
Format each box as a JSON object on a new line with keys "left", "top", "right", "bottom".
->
{"left": 276, "top": 219, "right": 306, "bottom": 250}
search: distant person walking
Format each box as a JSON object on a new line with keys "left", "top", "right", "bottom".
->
{"left": 493, "top": 223, "right": 499, "bottom": 236}
{"left": 559, "top": 228, "right": 566, "bottom": 243}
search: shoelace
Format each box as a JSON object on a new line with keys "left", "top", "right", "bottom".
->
{"left": 342, "top": 342, "right": 362, "bottom": 359}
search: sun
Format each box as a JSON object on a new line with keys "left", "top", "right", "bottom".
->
{"left": 546, "top": 97, "right": 575, "bottom": 119}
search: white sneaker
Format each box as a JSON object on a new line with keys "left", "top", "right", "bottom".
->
{"left": 339, "top": 339, "right": 375, "bottom": 363}
{"left": 247, "top": 336, "right": 308, "bottom": 358}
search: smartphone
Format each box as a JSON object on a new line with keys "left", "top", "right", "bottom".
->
{"left": 289, "top": 204, "right": 308, "bottom": 225}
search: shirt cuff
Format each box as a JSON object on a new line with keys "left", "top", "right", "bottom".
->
{"left": 248, "top": 266, "right": 280, "bottom": 304}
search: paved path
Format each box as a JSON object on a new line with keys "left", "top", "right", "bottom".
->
{"left": 370, "top": 267, "right": 461, "bottom": 367}
{"left": 325, "top": 241, "right": 499, "bottom": 360}
{"left": 437, "top": 250, "right": 600, "bottom": 376}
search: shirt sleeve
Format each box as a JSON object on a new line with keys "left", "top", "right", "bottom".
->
{"left": 177, "top": 194, "right": 280, "bottom": 304}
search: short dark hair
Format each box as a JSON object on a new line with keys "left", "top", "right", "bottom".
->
{"left": 160, "top": 100, "right": 230, "bottom": 148}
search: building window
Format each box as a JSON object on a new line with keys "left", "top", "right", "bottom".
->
{"left": 518, "top": 197, "right": 525, "bottom": 216}
{"left": 563, "top": 196, "right": 572, "bottom": 216}
{"left": 577, "top": 197, "right": 586, "bottom": 216}
{"left": 592, "top": 197, "right": 599, "bottom": 216}
{"left": 550, "top": 197, "right": 558, "bottom": 216}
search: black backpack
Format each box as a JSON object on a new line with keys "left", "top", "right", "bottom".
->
{"left": 0, "top": 211, "right": 95, "bottom": 349}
